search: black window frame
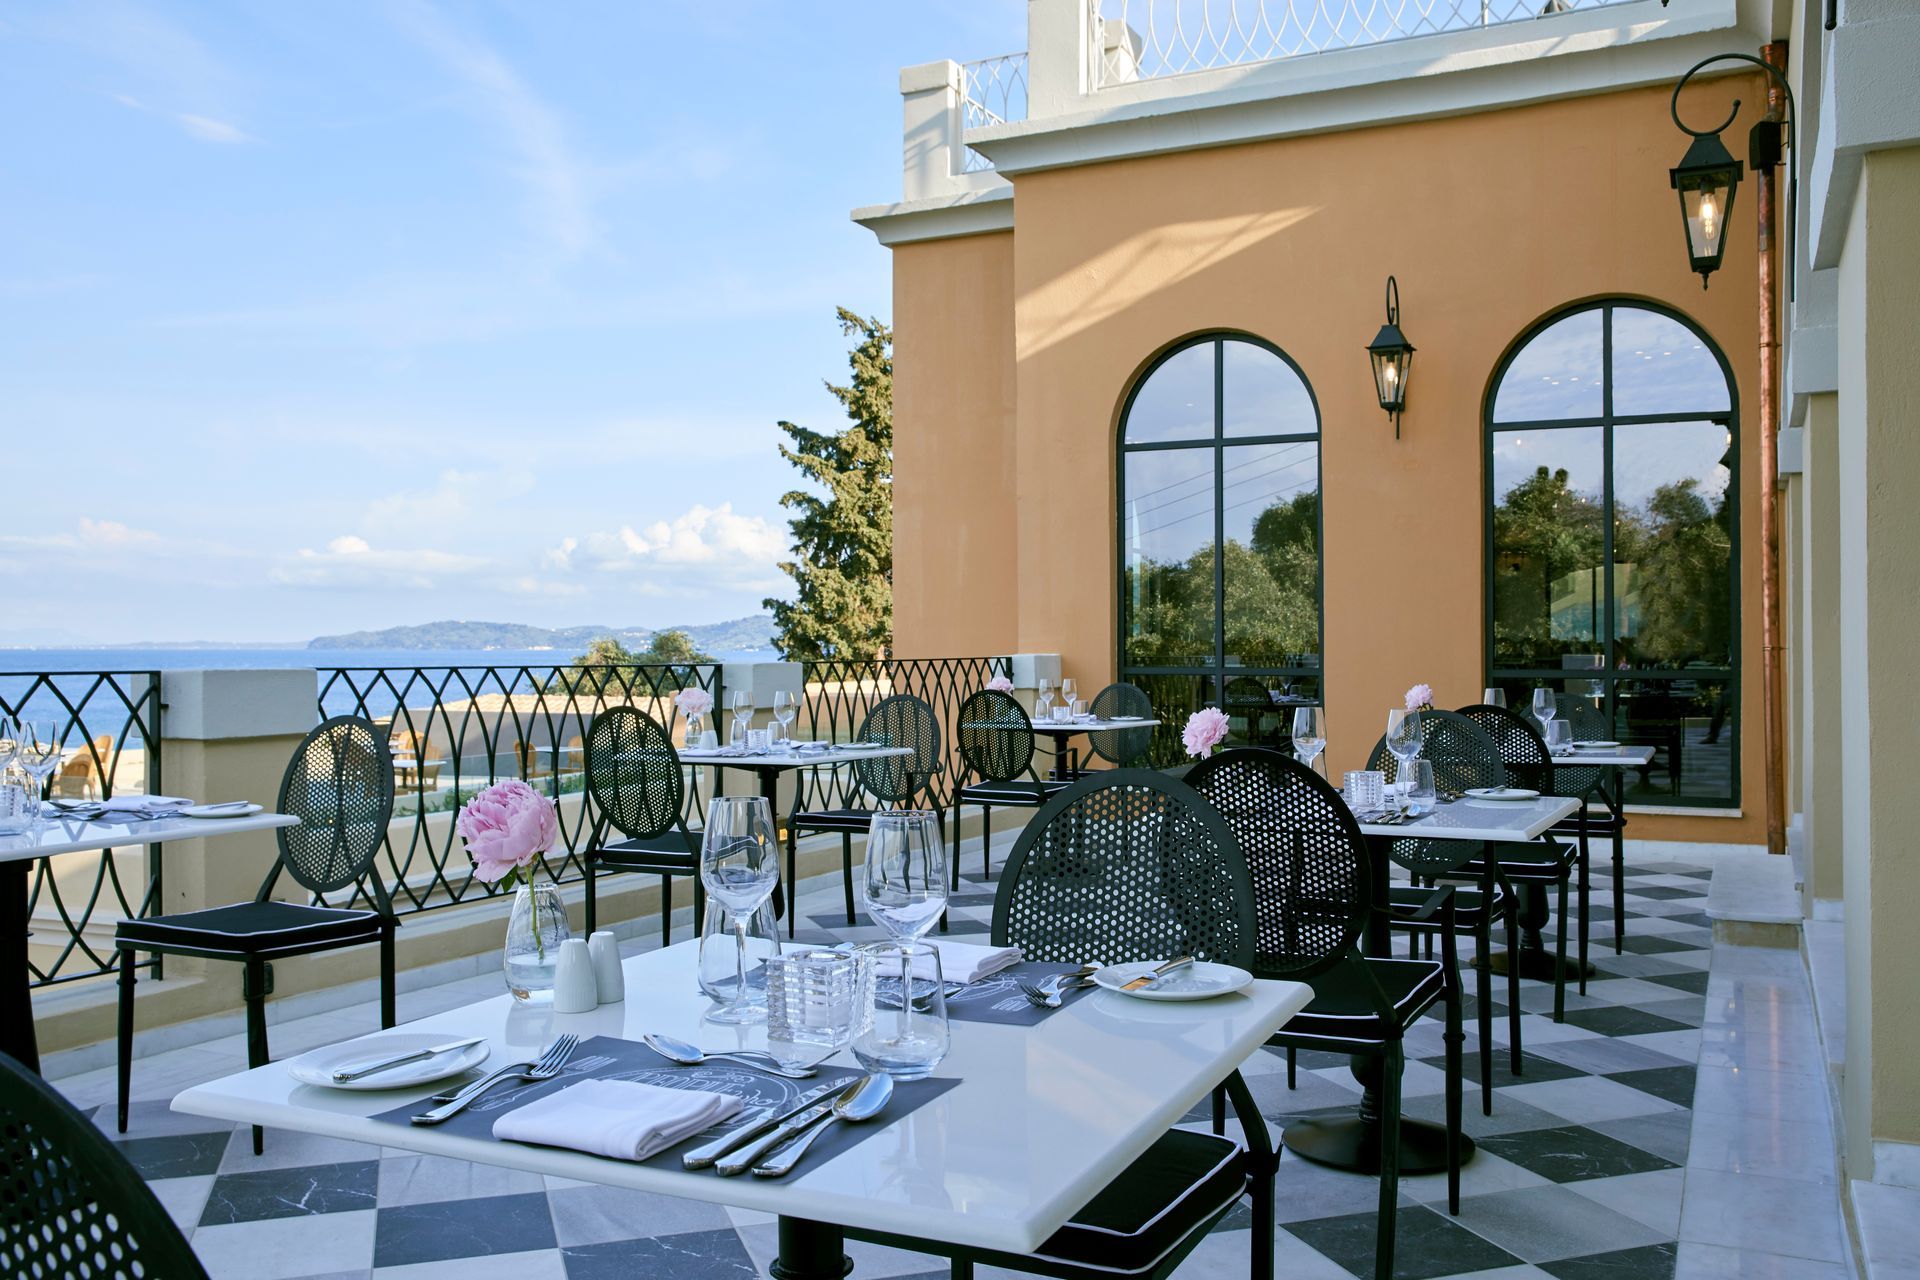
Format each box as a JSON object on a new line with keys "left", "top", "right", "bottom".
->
{"left": 1482, "top": 299, "right": 1741, "bottom": 810}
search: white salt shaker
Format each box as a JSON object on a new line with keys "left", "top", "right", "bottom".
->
{"left": 587, "top": 931, "right": 624, "bottom": 1004}
{"left": 552, "top": 938, "right": 598, "bottom": 1013}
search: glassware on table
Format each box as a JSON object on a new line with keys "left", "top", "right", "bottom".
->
{"left": 1482, "top": 688, "right": 1507, "bottom": 709}
{"left": 745, "top": 728, "right": 771, "bottom": 754}
{"left": 503, "top": 877, "right": 572, "bottom": 1003}
{"left": 1544, "top": 719, "right": 1573, "bottom": 756}
{"left": 772, "top": 690, "right": 798, "bottom": 744}
{"left": 862, "top": 811, "right": 947, "bottom": 942}
{"left": 1384, "top": 709, "right": 1425, "bottom": 813}
{"left": 1035, "top": 679, "right": 1055, "bottom": 718}
{"left": 15, "top": 721, "right": 61, "bottom": 831}
{"left": 1343, "top": 770, "right": 1386, "bottom": 814}
{"left": 0, "top": 720, "right": 26, "bottom": 836}
{"left": 696, "top": 895, "right": 781, "bottom": 1007}
{"left": 1060, "top": 678, "right": 1077, "bottom": 708}
{"left": 1587, "top": 678, "right": 1606, "bottom": 707}
{"left": 767, "top": 949, "right": 873, "bottom": 1063}
{"left": 1072, "top": 699, "right": 1090, "bottom": 719}
{"left": 1291, "top": 707, "right": 1327, "bottom": 775}
{"left": 701, "top": 795, "right": 782, "bottom": 1025}
{"left": 1403, "top": 760, "right": 1437, "bottom": 815}
{"left": 853, "top": 941, "right": 950, "bottom": 1080}
{"left": 730, "top": 691, "right": 754, "bottom": 744}
{"left": 1531, "top": 687, "right": 1557, "bottom": 733}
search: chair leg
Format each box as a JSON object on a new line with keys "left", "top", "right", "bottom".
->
{"left": 1287, "top": 1046, "right": 1296, "bottom": 1089}
{"left": 1374, "top": 1040, "right": 1404, "bottom": 1280}
{"left": 951, "top": 1261, "right": 974, "bottom": 1280}
{"left": 1476, "top": 912, "right": 1493, "bottom": 1115}
{"left": 380, "top": 924, "right": 397, "bottom": 1029}
{"left": 583, "top": 859, "right": 598, "bottom": 936}
{"left": 1505, "top": 889, "right": 1524, "bottom": 1075}
{"left": 1552, "top": 874, "right": 1569, "bottom": 1024}
{"left": 243, "top": 959, "right": 270, "bottom": 1155}
{"left": 1445, "top": 972, "right": 1463, "bottom": 1215}
{"left": 116, "top": 947, "right": 135, "bottom": 1134}
{"left": 786, "top": 826, "right": 799, "bottom": 939}
{"left": 842, "top": 834, "right": 856, "bottom": 927}
{"left": 660, "top": 875, "right": 673, "bottom": 948}
{"left": 1251, "top": 1146, "right": 1277, "bottom": 1280}
{"left": 1577, "top": 844, "right": 1591, "bottom": 997}
{"left": 949, "top": 804, "right": 963, "bottom": 890}
{"left": 978, "top": 805, "right": 992, "bottom": 881}
{"left": 1210, "top": 1083, "right": 1225, "bottom": 1136}
{"left": 1613, "top": 825, "right": 1626, "bottom": 954}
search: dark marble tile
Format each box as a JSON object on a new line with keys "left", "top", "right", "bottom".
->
{"left": 1671, "top": 870, "right": 1715, "bottom": 881}
{"left": 1542, "top": 1241, "right": 1679, "bottom": 1279}
{"left": 1284, "top": 1203, "right": 1521, "bottom": 1280}
{"left": 1477, "top": 1124, "right": 1681, "bottom": 1183}
{"left": 1559, "top": 1006, "right": 1695, "bottom": 1038}
{"left": 1660, "top": 912, "right": 1714, "bottom": 928}
{"left": 1262, "top": 1044, "right": 1354, "bottom": 1072}
{"left": 1590, "top": 1111, "right": 1693, "bottom": 1165}
{"left": 111, "top": 1131, "right": 231, "bottom": 1180}
{"left": 374, "top": 1191, "right": 557, "bottom": 1267}
{"left": 1418, "top": 1050, "right": 1588, "bottom": 1089}
{"left": 1617, "top": 935, "right": 1704, "bottom": 956}
{"left": 200, "top": 1160, "right": 379, "bottom": 1226}
{"left": 1608, "top": 1065, "right": 1697, "bottom": 1107}
{"left": 1641, "top": 970, "right": 1711, "bottom": 995}
{"left": 1622, "top": 886, "right": 1704, "bottom": 901}
{"left": 563, "top": 1229, "right": 758, "bottom": 1279}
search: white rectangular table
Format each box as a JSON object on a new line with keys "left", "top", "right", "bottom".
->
{"left": 176, "top": 940, "right": 1312, "bottom": 1277}
{"left": 680, "top": 744, "right": 918, "bottom": 814}
{"left": 2, "top": 809, "right": 299, "bottom": 1072}
{"left": 1549, "top": 745, "right": 1656, "bottom": 953}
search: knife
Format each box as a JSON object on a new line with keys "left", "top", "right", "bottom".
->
{"left": 1121, "top": 956, "right": 1195, "bottom": 992}
{"left": 682, "top": 1080, "right": 848, "bottom": 1170}
{"left": 331, "top": 1036, "right": 486, "bottom": 1083}
{"left": 714, "top": 1087, "right": 860, "bottom": 1177}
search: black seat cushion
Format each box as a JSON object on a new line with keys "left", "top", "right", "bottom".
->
{"left": 1278, "top": 957, "right": 1447, "bottom": 1042}
{"left": 790, "top": 808, "right": 876, "bottom": 834}
{"left": 594, "top": 831, "right": 700, "bottom": 869}
{"left": 1552, "top": 810, "right": 1626, "bottom": 833}
{"left": 959, "top": 780, "right": 1064, "bottom": 805}
{"left": 1021, "top": 1129, "right": 1247, "bottom": 1276}
{"left": 1387, "top": 885, "right": 1506, "bottom": 923}
{"left": 1456, "top": 841, "right": 1576, "bottom": 883}
{"left": 117, "top": 900, "right": 382, "bottom": 955}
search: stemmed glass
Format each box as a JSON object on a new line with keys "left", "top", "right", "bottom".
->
{"left": 1385, "top": 709, "right": 1425, "bottom": 813}
{"left": 700, "top": 796, "right": 781, "bottom": 1024}
{"left": 1531, "top": 688, "right": 1557, "bottom": 737}
{"left": 729, "top": 691, "right": 753, "bottom": 747}
{"left": 1059, "top": 678, "right": 1077, "bottom": 713}
{"left": 859, "top": 810, "right": 949, "bottom": 1076}
{"left": 771, "top": 690, "right": 797, "bottom": 747}
{"left": 1035, "top": 679, "right": 1055, "bottom": 718}
{"left": 0, "top": 717, "right": 28, "bottom": 835}
{"left": 1291, "top": 707, "right": 1327, "bottom": 776}
{"left": 1482, "top": 688, "right": 1507, "bottom": 709}
{"left": 17, "top": 721, "right": 62, "bottom": 829}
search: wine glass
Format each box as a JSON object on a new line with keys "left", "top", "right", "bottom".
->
{"left": 700, "top": 796, "right": 781, "bottom": 1024}
{"left": 1291, "top": 707, "right": 1327, "bottom": 775}
{"left": 1531, "top": 688, "right": 1557, "bottom": 735}
{"left": 1587, "top": 678, "right": 1605, "bottom": 708}
{"left": 1035, "top": 679, "right": 1055, "bottom": 717}
{"left": 729, "top": 691, "right": 754, "bottom": 746}
{"left": 771, "top": 690, "right": 797, "bottom": 746}
{"left": 17, "top": 721, "right": 62, "bottom": 827}
{"left": 1482, "top": 687, "right": 1507, "bottom": 709}
{"left": 1385, "top": 709, "right": 1425, "bottom": 813}
{"left": 862, "top": 810, "right": 948, "bottom": 1051}
{"left": 1060, "top": 678, "right": 1077, "bottom": 712}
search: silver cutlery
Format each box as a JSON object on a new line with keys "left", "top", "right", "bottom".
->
{"left": 1121, "top": 956, "right": 1194, "bottom": 992}
{"left": 682, "top": 1084, "right": 848, "bottom": 1169}
{"left": 751, "top": 1073, "right": 893, "bottom": 1177}
{"left": 331, "top": 1036, "right": 485, "bottom": 1083}
{"left": 410, "top": 1033, "right": 578, "bottom": 1125}
{"left": 715, "top": 1075, "right": 883, "bottom": 1176}
{"left": 641, "top": 1033, "right": 817, "bottom": 1079}
{"left": 1017, "top": 972, "right": 1097, "bottom": 1008}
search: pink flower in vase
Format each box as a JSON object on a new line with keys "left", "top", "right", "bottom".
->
{"left": 1405, "top": 683, "right": 1435, "bottom": 712}
{"left": 1182, "top": 707, "right": 1231, "bottom": 759}
{"left": 457, "top": 779, "right": 560, "bottom": 890}
{"left": 675, "top": 687, "right": 714, "bottom": 718}
{"left": 985, "top": 675, "right": 1015, "bottom": 694}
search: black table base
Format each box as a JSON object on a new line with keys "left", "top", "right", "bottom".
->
{"left": 1284, "top": 1115, "right": 1471, "bottom": 1175}
{"left": 1484, "top": 947, "right": 1597, "bottom": 983}
{"left": 772, "top": 1218, "right": 852, "bottom": 1280}
{"left": 2, "top": 860, "right": 39, "bottom": 1073}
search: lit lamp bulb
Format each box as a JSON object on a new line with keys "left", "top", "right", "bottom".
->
{"left": 1384, "top": 363, "right": 1398, "bottom": 389}
{"left": 1699, "top": 193, "right": 1718, "bottom": 241}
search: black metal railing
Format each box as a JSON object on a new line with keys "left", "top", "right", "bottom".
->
{"left": 0, "top": 671, "right": 163, "bottom": 989}
{"left": 794, "top": 657, "right": 1013, "bottom": 814}
{"left": 314, "top": 662, "right": 721, "bottom": 917}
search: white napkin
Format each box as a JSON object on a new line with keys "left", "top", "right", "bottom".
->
{"left": 910, "top": 939, "right": 1022, "bottom": 985}
{"left": 491, "top": 1079, "right": 742, "bottom": 1162}
{"left": 99, "top": 795, "right": 191, "bottom": 814}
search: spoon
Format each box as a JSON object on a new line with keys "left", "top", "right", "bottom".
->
{"left": 642, "top": 1033, "right": 817, "bottom": 1079}
{"left": 750, "top": 1073, "right": 894, "bottom": 1177}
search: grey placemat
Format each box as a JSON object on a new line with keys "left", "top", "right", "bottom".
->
{"left": 876, "top": 961, "right": 1095, "bottom": 1027}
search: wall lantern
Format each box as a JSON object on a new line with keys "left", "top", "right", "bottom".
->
{"left": 1366, "top": 275, "right": 1415, "bottom": 438}
{"left": 1667, "top": 52, "right": 1794, "bottom": 288}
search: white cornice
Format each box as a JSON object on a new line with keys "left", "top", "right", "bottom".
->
{"left": 851, "top": 187, "right": 1015, "bottom": 247}
{"left": 1807, "top": 11, "right": 1920, "bottom": 269}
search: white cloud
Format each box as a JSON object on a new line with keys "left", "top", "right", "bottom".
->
{"left": 552, "top": 504, "right": 785, "bottom": 578}
{"left": 113, "top": 94, "right": 255, "bottom": 145}
{"left": 363, "top": 468, "right": 533, "bottom": 537}
{"left": 274, "top": 535, "right": 488, "bottom": 590}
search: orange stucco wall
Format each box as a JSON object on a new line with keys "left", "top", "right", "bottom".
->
{"left": 890, "top": 77, "right": 1769, "bottom": 844}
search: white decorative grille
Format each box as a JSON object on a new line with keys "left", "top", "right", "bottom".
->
{"left": 959, "top": 51, "right": 1029, "bottom": 172}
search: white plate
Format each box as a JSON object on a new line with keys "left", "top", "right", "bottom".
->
{"left": 1463, "top": 787, "right": 1541, "bottom": 802}
{"left": 1093, "top": 961, "right": 1253, "bottom": 1002}
{"left": 1573, "top": 740, "right": 1623, "bottom": 750}
{"left": 180, "top": 803, "right": 265, "bottom": 819}
{"left": 286, "top": 1033, "right": 490, "bottom": 1091}
{"left": 1109, "top": 715, "right": 1144, "bottom": 722}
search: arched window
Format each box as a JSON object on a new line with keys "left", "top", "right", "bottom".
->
{"left": 1118, "top": 334, "right": 1322, "bottom": 751}
{"left": 1485, "top": 301, "right": 1738, "bottom": 808}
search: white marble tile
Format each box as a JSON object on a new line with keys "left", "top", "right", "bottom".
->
{"left": 1687, "top": 1109, "right": 1837, "bottom": 1184}
{"left": 1500, "top": 1076, "right": 1687, "bottom": 1125}
{"left": 370, "top": 1249, "right": 567, "bottom": 1280}
{"left": 1564, "top": 1167, "right": 1686, "bottom": 1235}
{"left": 1679, "top": 1168, "right": 1846, "bottom": 1263}
{"left": 149, "top": 1172, "right": 214, "bottom": 1231}
{"left": 221, "top": 1126, "right": 383, "bottom": 1174}
{"left": 377, "top": 1154, "right": 548, "bottom": 1208}
{"left": 1690, "top": 1063, "right": 1829, "bottom": 1120}
{"left": 1674, "top": 1241, "right": 1850, "bottom": 1279}
{"left": 190, "top": 1208, "right": 378, "bottom": 1279}
{"left": 1854, "top": 1180, "right": 1920, "bottom": 1274}
{"left": 1398, "top": 1150, "right": 1551, "bottom": 1204}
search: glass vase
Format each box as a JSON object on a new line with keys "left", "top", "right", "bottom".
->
{"left": 685, "top": 713, "right": 705, "bottom": 748}
{"left": 503, "top": 876, "right": 571, "bottom": 1003}
{"left": 697, "top": 896, "right": 780, "bottom": 1007}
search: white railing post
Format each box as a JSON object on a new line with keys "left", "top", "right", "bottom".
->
{"left": 901, "top": 59, "right": 967, "bottom": 200}
{"left": 1027, "top": 0, "right": 1098, "bottom": 118}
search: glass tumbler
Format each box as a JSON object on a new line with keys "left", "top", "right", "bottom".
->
{"left": 0, "top": 767, "right": 33, "bottom": 836}
{"left": 766, "top": 949, "right": 873, "bottom": 1063}
{"left": 1403, "top": 760, "right": 1437, "bottom": 815}
{"left": 853, "top": 942, "right": 950, "bottom": 1081}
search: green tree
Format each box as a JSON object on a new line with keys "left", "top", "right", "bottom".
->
{"left": 765, "top": 309, "right": 893, "bottom": 663}
{"left": 1490, "top": 466, "right": 1606, "bottom": 662}
{"left": 554, "top": 630, "right": 713, "bottom": 694}
{"left": 1624, "top": 478, "right": 1732, "bottom": 665}
{"left": 640, "top": 629, "right": 715, "bottom": 665}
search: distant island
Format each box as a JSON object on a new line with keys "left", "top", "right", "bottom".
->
{"left": 306, "top": 615, "right": 778, "bottom": 655}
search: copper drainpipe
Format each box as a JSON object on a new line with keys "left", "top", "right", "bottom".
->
{"left": 1757, "top": 41, "right": 1788, "bottom": 856}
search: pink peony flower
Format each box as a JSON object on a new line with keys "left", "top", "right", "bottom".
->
{"left": 1405, "top": 683, "right": 1434, "bottom": 712}
{"left": 457, "top": 780, "right": 560, "bottom": 889}
{"left": 1182, "top": 707, "right": 1231, "bottom": 759}
{"left": 985, "top": 675, "right": 1015, "bottom": 694}
{"left": 675, "top": 687, "right": 714, "bottom": 718}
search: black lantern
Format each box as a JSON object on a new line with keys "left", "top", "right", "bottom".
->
{"left": 1367, "top": 276, "right": 1414, "bottom": 438}
{"left": 1669, "top": 130, "right": 1742, "bottom": 286}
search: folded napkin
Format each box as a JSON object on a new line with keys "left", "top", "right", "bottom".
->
{"left": 911, "top": 939, "right": 1022, "bottom": 985}
{"left": 492, "top": 1079, "right": 742, "bottom": 1162}
{"left": 99, "top": 795, "right": 191, "bottom": 814}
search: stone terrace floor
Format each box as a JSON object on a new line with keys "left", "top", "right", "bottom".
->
{"left": 50, "top": 837, "right": 1844, "bottom": 1280}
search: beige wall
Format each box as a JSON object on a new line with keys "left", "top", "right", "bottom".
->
{"left": 1799, "top": 392, "right": 1844, "bottom": 904}
{"left": 892, "top": 78, "right": 1772, "bottom": 843}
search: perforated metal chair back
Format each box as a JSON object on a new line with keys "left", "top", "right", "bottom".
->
{"left": 1185, "top": 747, "right": 1368, "bottom": 982}
{"left": 1366, "top": 710, "right": 1506, "bottom": 877}
{"left": 275, "top": 716, "right": 396, "bottom": 900}
{"left": 1087, "top": 682, "right": 1153, "bottom": 766}
{"left": 1550, "top": 701, "right": 1611, "bottom": 798}
{"left": 854, "top": 694, "right": 941, "bottom": 806}
{"left": 989, "top": 770, "right": 1255, "bottom": 968}
{"left": 0, "top": 1050, "right": 211, "bottom": 1280}
{"left": 957, "top": 689, "right": 1035, "bottom": 783}
{"left": 585, "top": 706, "right": 686, "bottom": 840}
{"left": 1455, "top": 704, "right": 1555, "bottom": 795}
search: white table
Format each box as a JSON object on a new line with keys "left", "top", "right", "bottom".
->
{"left": 1549, "top": 745, "right": 1656, "bottom": 955}
{"left": 2, "top": 809, "right": 299, "bottom": 1073}
{"left": 680, "top": 745, "right": 917, "bottom": 814}
{"left": 175, "top": 940, "right": 1312, "bottom": 1277}
{"left": 966, "top": 718, "right": 1162, "bottom": 778}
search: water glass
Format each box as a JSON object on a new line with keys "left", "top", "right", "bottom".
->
{"left": 1403, "top": 760, "right": 1437, "bottom": 815}
{"left": 1343, "top": 770, "right": 1386, "bottom": 813}
{"left": 1051, "top": 705, "right": 1073, "bottom": 723}
{"left": 1544, "top": 719, "right": 1573, "bottom": 755}
{"left": 853, "top": 942, "right": 950, "bottom": 1080}
{"left": 697, "top": 896, "right": 780, "bottom": 1006}
{"left": 1072, "top": 699, "right": 1090, "bottom": 719}
{"left": 1291, "top": 706, "right": 1327, "bottom": 774}
{"left": 772, "top": 689, "right": 798, "bottom": 741}
{"left": 0, "top": 768, "right": 33, "bottom": 836}
{"left": 701, "top": 796, "right": 781, "bottom": 1024}
{"left": 1482, "top": 688, "right": 1507, "bottom": 709}
{"left": 862, "top": 811, "right": 947, "bottom": 942}
{"left": 767, "top": 949, "right": 873, "bottom": 1062}
{"left": 1531, "top": 687, "right": 1557, "bottom": 732}
{"left": 1385, "top": 709, "right": 1424, "bottom": 811}
{"left": 746, "top": 728, "right": 771, "bottom": 754}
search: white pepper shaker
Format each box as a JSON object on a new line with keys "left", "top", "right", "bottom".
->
{"left": 587, "top": 931, "right": 624, "bottom": 1004}
{"left": 552, "top": 938, "right": 598, "bottom": 1014}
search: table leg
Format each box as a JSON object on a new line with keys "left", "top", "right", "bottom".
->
{"left": 1612, "top": 771, "right": 1627, "bottom": 954}
{"left": 1482, "top": 842, "right": 1597, "bottom": 982}
{"left": 755, "top": 767, "right": 789, "bottom": 923}
{"left": 771, "top": 1217, "right": 852, "bottom": 1279}
{"left": 2, "top": 860, "right": 40, "bottom": 1072}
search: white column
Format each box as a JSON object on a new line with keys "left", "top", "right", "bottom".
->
{"left": 1027, "top": 0, "right": 1096, "bottom": 119}
{"left": 901, "top": 59, "right": 966, "bottom": 201}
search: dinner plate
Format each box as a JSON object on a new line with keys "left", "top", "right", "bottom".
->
{"left": 286, "top": 1033, "right": 490, "bottom": 1091}
{"left": 1573, "top": 740, "right": 1623, "bottom": 750}
{"left": 181, "top": 803, "right": 265, "bottom": 819}
{"left": 1463, "top": 787, "right": 1541, "bottom": 802}
{"left": 1109, "top": 715, "right": 1144, "bottom": 721}
{"left": 1093, "top": 961, "right": 1253, "bottom": 1002}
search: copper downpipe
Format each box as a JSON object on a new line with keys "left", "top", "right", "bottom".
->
{"left": 1758, "top": 41, "right": 1788, "bottom": 856}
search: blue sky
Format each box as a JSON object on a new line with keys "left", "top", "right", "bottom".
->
{"left": 0, "top": 1, "right": 1024, "bottom": 645}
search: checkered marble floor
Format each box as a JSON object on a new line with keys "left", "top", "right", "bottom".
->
{"left": 50, "top": 838, "right": 1834, "bottom": 1280}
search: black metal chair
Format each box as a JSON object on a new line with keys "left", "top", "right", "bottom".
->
{"left": 1364, "top": 711, "right": 1524, "bottom": 1109}
{"left": 1188, "top": 748, "right": 1462, "bottom": 1280}
{"left": 846, "top": 770, "right": 1273, "bottom": 1280}
{"left": 115, "top": 716, "right": 399, "bottom": 1154}
{"left": 1049, "top": 681, "right": 1154, "bottom": 781}
{"left": 1, "top": 1050, "right": 211, "bottom": 1280}
{"left": 1561, "top": 699, "right": 1631, "bottom": 954}
{"left": 582, "top": 706, "right": 704, "bottom": 944}
{"left": 950, "top": 689, "right": 1067, "bottom": 887}
{"left": 784, "top": 694, "right": 942, "bottom": 936}
{"left": 1455, "top": 704, "right": 1581, "bottom": 1020}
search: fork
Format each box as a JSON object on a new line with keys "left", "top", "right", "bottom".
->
{"left": 421, "top": 1031, "right": 581, "bottom": 1103}
{"left": 1017, "top": 973, "right": 1097, "bottom": 1008}
{"left": 410, "top": 1034, "right": 579, "bottom": 1125}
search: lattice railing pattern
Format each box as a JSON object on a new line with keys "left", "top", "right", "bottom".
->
{"left": 1096, "top": 0, "right": 1629, "bottom": 81}
{"left": 960, "top": 52, "right": 1029, "bottom": 173}
{"left": 314, "top": 663, "right": 719, "bottom": 917}
{"left": 0, "top": 670, "right": 163, "bottom": 988}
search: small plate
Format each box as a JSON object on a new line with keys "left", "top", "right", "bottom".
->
{"left": 286, "top": 1034, "right": 489, "bottom": 1091}
{"left": 1463, "top": 787, "right": 1541, "bottom": 802}
{"left": 1109, "top": 715, "right": 1144, "bottom": 722}
{"left": 1573, "top": 740, "right": 1623, "bottom": 750}
{"left": 180, "top": 803, "right": 265, "bottom": 819}
{"left": 1093, "top": 961, "right": 1253, "bottom": 1002}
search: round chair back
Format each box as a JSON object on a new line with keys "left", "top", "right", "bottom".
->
{"left": 1550, "top": 701, "right": 1612, "bottom": 798}
{"left": 956, "top": 689, "right": 1035, "bottom": 783}
{"left": 585, "top": 706, "right": 685, "bottom": 840}
{"left": 1087, "top": 682, "right": 1153, "bottom": 766}
{"left": 1365, "top": 709, "right": 1506, "bottom": 878}
{"left": 1455, "top": 703, "right": 1555, "bottom": 795}
{"left": 276, "top": 716, "right": 396, "bottom": 899}
{"left": 854, "top": 693, "right": 941, "bottom": 805}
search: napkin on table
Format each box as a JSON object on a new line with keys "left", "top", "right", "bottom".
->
{"left": 491, "top": 1079, "right": 742, "bottom": 1162}
{"left": 910, "top": 939, "right": 1023, "bottom": 985}
{"left": 99, "top": 795, "right": 192, "bottom": 814}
